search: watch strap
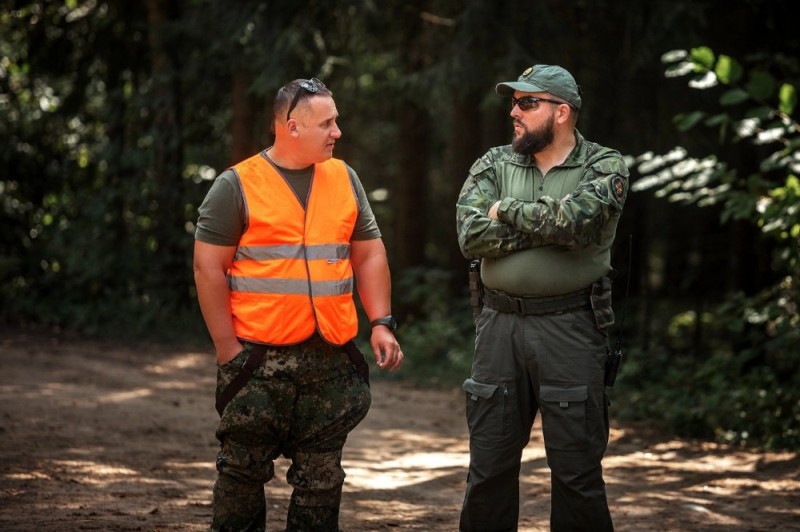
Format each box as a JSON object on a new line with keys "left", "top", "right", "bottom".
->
{"left": 370, "top": 315, "right": 396, "bottom": 331}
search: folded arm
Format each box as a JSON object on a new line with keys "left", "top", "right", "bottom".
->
{"left": 494, "top": 155, "right": 629, "bottom": 248}
{"left": 456, "top": 154, "right": 534, "bottom": 259}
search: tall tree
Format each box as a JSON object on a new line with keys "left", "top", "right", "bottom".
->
{"left": 393, "top": 4, "right": 435, "bottom": 272}
{"left": 145, "top": 0, "right": 187, "bottom": 301}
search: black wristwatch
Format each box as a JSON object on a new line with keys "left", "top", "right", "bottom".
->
{"left": 370, "top": 315, "right": 397, "bottom": 332}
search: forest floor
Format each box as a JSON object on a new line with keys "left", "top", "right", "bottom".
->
{"left": 1, "top": 330, "right": 799, "bottom": 531}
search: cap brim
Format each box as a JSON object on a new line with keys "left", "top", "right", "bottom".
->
{"left": 495, "top": 81, "right": 547, "bottom": 96}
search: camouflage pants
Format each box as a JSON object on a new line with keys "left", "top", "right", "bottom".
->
{"left": 460, "top": 307, "right": 613, "bottom": 532}
{"left": 211, "top": 336, "right": 371, "bottom": 532}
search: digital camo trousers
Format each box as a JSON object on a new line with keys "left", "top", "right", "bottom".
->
{"left": 211, "top": 336, "right": 371, "bottom": 532}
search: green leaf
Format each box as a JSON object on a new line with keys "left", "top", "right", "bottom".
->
{"left": 690, "top": 46, "right": 715, "bottom": 70}
{"left": 746, "top": 71, "right": 775, "bottom": 100}
{"left": 744, "top": 106, "right": 774, "bottom": 120}
{"left": 720, "top": 88, "right": 749, "bottom": 106}
{"left": 715, "top": 55, "right": 743, "bottom": 84}
{"left": 661, "top": 49, "right": 688, "bottom": 64}
{"left": 778, "top": 83, "right": 796, "bottom": 115}
{"left": 703, "top": 113, "right": 729, "bottom": 127}
{"left": 675, "top": 111, "right": 706, "bottom": 131}
{"left": 665, "top": 61, "right": 695, "bottom": 78}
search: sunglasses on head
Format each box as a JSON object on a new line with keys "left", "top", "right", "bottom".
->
{"left": 286, "top": 78, "right": 326, "bottom": 120}
{"left": 511, "top": 95, "right": 566, "bottom": 111}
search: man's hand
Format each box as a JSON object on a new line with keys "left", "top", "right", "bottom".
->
{"left": 488, "top": 200, "right": 501, "bottom": 220}
{"left": 351, "top": 238, "right": 403, "bottom": 371}
{"left": 370, "top": 326, "right": 403, "bottom": 371}
{"left": 216, "top": 340, "right": 245, "bottom": 366}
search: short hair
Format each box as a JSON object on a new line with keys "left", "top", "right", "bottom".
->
{"left": 271, "top": 78, "right": 333, "bottom": 131}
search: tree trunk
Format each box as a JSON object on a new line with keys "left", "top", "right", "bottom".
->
{"left": 395, "top": 104, "right": 430, "bottom": 270}
{"left": 393, "top": 5, "right": 433, "bottom": 272}
{"left": 145, "top": 0, "right": 185, "bottom": 297}
{"left": 445, "top": 92, "right": 483, "bottom": 288}
{"left": 229, "top": 67, "right": 260, "bottom": 165}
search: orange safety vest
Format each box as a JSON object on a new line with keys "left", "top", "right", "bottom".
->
{"left": 227, "top": 152, "right": 359, "bottom": 346}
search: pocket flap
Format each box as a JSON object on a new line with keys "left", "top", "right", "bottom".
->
{"left": 540, "top": 384, "right": 588, "bottom": 407}
{"left": 463, "top": 378, "right": 499, "bottom": 400}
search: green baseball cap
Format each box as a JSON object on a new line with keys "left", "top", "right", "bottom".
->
{"left": 496, "top": 64, "right": 582, "bottom": 109}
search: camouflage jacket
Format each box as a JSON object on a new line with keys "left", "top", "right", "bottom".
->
{"left": 456, "top": 130, "right": 629, "bottom": 260}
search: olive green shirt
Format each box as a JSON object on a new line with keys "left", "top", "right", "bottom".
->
{"left": 456, "top": 130, "right": 629, "bottom": 296}
{"left": 195, "top": 154, "right": 381, "bottom": 246}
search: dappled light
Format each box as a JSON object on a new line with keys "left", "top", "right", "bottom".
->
{"left": 48, "top": 460, "right": 139, "bottom": 481}
{"left": 99, "top": 388, "right": 153, "bottom": 403}
{"left": 144, "top": 353, "right": 208, "bottom": 374}
{"left": 1, "top": 333, "right": 799, "bottom": 530}
{"left": 346, "top": 449, "right": 469, "bottom": 490}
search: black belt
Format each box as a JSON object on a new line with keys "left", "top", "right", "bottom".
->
{"left": 483, "top": 287, "right": 591, "bottom": 315}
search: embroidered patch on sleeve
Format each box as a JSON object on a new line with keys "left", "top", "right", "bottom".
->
{"left": 611, "top": 175, "right": 626, "bottom": 202}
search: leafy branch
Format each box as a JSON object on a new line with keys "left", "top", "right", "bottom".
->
{"left": 632, "top": 46, "right": 799, "bottom": 265}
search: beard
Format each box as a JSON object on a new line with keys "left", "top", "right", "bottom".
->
{"left": 511, "top": 114, "right": 555, "bottom": 155}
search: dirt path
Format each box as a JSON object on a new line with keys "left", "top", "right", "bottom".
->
{"left": 1, "top": 332, "right": 798, "bottom": 531}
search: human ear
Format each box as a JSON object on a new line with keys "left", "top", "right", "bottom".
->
{"left": 558, "top": 105, "right": 572, "bottom": 123}
{"left": 286, "top": 118, "right": 300, "bottom": 137}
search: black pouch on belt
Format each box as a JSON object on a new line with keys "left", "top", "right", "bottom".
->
{"left": 590, "top": 276, "right": 615, "bottom": 332}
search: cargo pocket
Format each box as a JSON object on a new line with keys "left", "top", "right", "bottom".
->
{"left": 215, "top": 347, "right": 248, "bottom": 400}
{"left": 539, "top": 384, "right": 589, "bottom": 451}
{"left": 463, "top": 377, "right": 510, "bottom": 443}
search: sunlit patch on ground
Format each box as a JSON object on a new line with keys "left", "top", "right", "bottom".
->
{"left": 1, "top": 335, "right": 798, "bottom": 531}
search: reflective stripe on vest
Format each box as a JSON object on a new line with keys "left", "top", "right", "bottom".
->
{"left": 227, "top": 152, "right": 359, "bottom": 346}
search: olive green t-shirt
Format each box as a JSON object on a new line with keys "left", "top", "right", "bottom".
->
{"left": 195, "top": 156, "right": 381, "bottom": 246}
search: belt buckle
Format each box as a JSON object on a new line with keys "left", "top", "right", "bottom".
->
{"left": 513, "top": 296, "right": 525, "bottom": 315}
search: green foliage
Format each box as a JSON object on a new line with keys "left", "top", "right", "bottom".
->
{"left": 636, "top": 47, "right": 799, "bottom": 258}
{"left": 618, "top": 278, "right": 800, "bottom": 450}
{"left": 356, "top": 266, "right": 475, "bottom": 387}
{"left": 625, "top": 48, "right": 800, "bottom": 449}
{"left": 0, "top": 2, "right": 206, "bottom": 339}
{"left": 3, "top": 0, "right": 799, "bottom": 450}
{"left": 617, "top": 346, "right": 800, "bottom": 450}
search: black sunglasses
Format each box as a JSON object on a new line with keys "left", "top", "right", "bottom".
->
{"left": 286, "top": 78, "right": 326, "bottom": 120}
{"left": 511, "top": 95, "right": 566, "bottom": 111}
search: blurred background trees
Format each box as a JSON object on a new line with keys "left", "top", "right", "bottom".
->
{"left": 2, "top": 0, "right": 797, "bottom": 449}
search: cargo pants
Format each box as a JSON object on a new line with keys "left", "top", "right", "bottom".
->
{"left": 211, "top": 335, "right": 371, "bottom": 532}
{"left": 459, "top": 306, "right": 613, "bottom": 532}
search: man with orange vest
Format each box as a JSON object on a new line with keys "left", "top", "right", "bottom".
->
{"left": 194, "top": 78, "right": 403, "bottom": 531}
